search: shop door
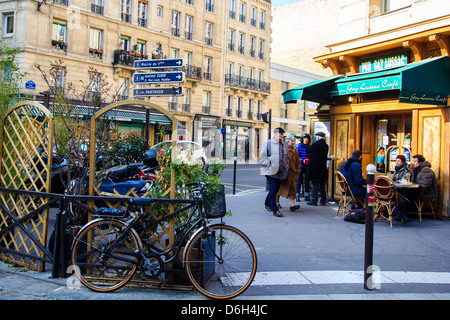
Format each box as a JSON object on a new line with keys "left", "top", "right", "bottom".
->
{"left": 375, "top": 115, "right": 412, "bottom": 173}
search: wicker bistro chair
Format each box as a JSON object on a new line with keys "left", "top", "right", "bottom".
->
{"left": 373, "top": 176, "right": 397, "bottom": 228}
{"left": 335, "top": 171, "right": 365, "bottom": 217}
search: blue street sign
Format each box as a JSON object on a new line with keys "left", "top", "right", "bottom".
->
{"left": 25, "top": 80, "right": 36, "bottom": 90}
{"left": 133, "top": 71, "right": 184, "bottom": 84}
{"left": 134, "top": 58, "right": 184, "bottom": 69}
{"left": 133, "top": 87, "right": 183, "bottom": 97}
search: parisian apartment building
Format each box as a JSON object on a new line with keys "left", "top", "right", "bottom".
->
{"left": 0, "top": 0, "right": 274, "bottom": 163}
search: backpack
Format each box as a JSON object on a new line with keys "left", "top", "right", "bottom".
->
{"left": 344, "top": 208, "right": 366, "bottom": 224}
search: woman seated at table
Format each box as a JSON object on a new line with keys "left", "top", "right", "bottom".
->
{"left": 392, "top": 155, "right": 413, "bottom": 183}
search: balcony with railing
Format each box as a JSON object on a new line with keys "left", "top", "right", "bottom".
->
{"left": 225, "top": 74, "right": 270, "bottom": 93}
{"left": 202, "top": 105, "right": 211, "bottom": 114}
{"left": 91, "top": 3, "right": 104, "bottom": 15}
{"left": 182, "top": 65, "right": 202, "bottom": 80}
{"left": 113, "top": 50, "right": 148, "bottom": 67}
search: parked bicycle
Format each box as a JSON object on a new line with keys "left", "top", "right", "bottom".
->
{"left": 70, "top": 182, "right": 257, "bottom": 299}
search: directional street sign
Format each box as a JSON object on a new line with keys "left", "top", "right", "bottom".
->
{"left": 133, "top": 87, "right": 183, "bottom": 97}
{"left": 133, "top": 58, "right": 184, "bottom": 69}
{"left": 133, "top": 71, "right": 184, "bottom": 84}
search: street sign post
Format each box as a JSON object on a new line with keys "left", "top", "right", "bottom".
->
{"left": 133, "top": 58, "right": 183, "bottom": 69}
{"left": 133, "top": 87, "right": 183, "bottom": 97}
{"left": 133, "top": 71, "right": 184, "bottom": 84}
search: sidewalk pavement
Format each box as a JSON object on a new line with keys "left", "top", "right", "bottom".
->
{"left": 1, "top": 187, "right": 449, "bottom": 301}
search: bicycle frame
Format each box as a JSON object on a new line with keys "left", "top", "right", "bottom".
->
{"left": 81, "top": 193, "right": 218, "bottom": 269}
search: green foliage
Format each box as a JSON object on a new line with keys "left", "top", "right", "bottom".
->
{"left": 0, "top": 42, "right": 27, "bottom": 117}
{"left": 148, "top": 146, "right": 227, "bottom": 222}
{"left": 108, "top": 132, "right": 146, "bottom": 164}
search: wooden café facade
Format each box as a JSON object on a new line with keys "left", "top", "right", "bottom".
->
{"left": 282, "top": 26, "right": 450, "bottom": 218}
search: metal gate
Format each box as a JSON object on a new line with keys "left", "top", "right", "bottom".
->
{"left": 0, "top": 101, "right": 54, "bottom": 271}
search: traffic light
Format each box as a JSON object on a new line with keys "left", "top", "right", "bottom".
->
{"left": 261, "top": 112, "right": 270, "bottom": 123}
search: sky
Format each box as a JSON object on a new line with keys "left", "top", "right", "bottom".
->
{"left": 271, "top": 0, "right": 304, "bottom": 8}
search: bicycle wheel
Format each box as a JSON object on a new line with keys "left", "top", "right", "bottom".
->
{"left": 184, "top": 224, "right": 257, "bottom": 299}
{"left": 71, "top": 219, "right": 140, "bottom": 292}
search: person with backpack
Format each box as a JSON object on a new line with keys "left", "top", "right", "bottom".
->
{"left": 296, "top": 133, "right": 311, "bottom": 202}
{"left": 259, "top": 127, "right": 289, "bottom": 217}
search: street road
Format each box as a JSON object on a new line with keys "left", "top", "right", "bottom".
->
{"left": 220, "top": 164, "right": 266, "bottom": 195}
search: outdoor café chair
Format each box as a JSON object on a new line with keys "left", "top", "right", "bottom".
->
{"left": 335, "top": 171, "right": 364, "bottom": 218}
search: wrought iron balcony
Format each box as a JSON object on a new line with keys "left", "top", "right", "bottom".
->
{"left": 182, "top": 65, "right": 202, "bottom": 80}
{"left": 112, "top": 50, "right": 148, "bottom": 67}
{"left": 225, "top": 74, "right": 270, "bottom": 93}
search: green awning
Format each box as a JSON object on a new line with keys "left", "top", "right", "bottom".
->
{"left": 331, "top": 56, "right": 450, "bottom": 105}
{"left": 282, "top": 56, "right": 450, "bottom": 106}
{"left": 282, "top": 75, "right": 342, "bottom": 105}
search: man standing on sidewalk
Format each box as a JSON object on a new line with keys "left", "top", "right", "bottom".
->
{"left": 306, "top": 132, "right": 329, "bottom": 206}
{"left": 259, "top": 127, "right": 288, "bottom": 217}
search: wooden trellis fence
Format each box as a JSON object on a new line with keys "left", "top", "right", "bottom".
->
{"left": 0, "top": 101, "right": 54, "bottom": 271}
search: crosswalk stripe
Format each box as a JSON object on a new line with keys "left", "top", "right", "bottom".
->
{"left": 223, "top": 271, "right": 450, "bottom": 286}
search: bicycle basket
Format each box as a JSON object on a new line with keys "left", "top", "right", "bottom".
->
{"left": 202, "top": 184, "right": 226, "bottom": 218}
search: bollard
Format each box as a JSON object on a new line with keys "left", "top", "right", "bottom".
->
{"left": 364, "top": 164, "right": 376, "bottom": 290}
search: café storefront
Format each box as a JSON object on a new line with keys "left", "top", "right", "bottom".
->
{"left": 283, "top": 55, "right": 450, "bottom": 217}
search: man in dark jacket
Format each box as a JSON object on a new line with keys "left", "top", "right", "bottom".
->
{"left": 340, "top": 150, "right": 366, "bottom": 199}
{"left": 306, "top": 132, "right": 329, "bottom": 206}
{"left": 296, "top": 133, "right": 311, "bottom": 201}
{"left": 396, "top": 154, "right": 437, "bottom": 223}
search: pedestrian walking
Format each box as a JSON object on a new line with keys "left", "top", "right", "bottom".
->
{"left": 306, "top": 132, "right": 329, "bottom": 206}
{"left": 276, "top": 135, "right": 301, "bottom": 212}
{"left": 259, "top": 127, "right": 289, "bottom": 217}
{"left": 296, "top": 133, "right": 311, "bottom": 202}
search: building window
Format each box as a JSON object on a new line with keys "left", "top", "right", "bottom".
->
{"left": 248, "top": 99, "right": 253, "bottom": 120}
{"left": 52, "top": 19, "right": 67, "bottom": 52}
{"left": 186, "top": 0, "right": 194, "bottom": 6}
{"left": 119, "top": 78, "right": 129, "bottom": 100}
{"left": 206, "top": 0, "right": 214, "bottom": 12}
{"left": 138, "top": 1, "right": 148, "bottom": 27}
{"left": 89, "top": 28, "right": 103, "bottom": 58}
{"left": 228, "top": 29, "right": 235, "bottom": 51}
{"left": 238, "top": 33, "right": 245, "bottom": 54}
{"left": 204, "top": 56, "right": 212, "bottom": 81}
{"left": 237, "top": 97, "right": 242, "bottom": 118}
{"left": 226, "top": 95, "right": 233, "bottom": 117}
{"left": 384, "top": 0, "right": 411, "bottom": 12}
{"left": 172, "top": 12, "right": 180, "bottom": 37}
{"left": 121, "top": 0, "right": 132, "bottom": 23}
{"left": 136, "top": 40, "right": 147, "bottom": 57}
{"left": 91, "top": 0, "right": 104, "bottom": 15}
{"left": 259, "top": 39, "right": 265, "bottom": 60}
{"left": 239, "top": 2, "right": 246, "bottom": 23}
{"left": 259, "top": 10, "right": 265, "bottom": 30}
{"left": 183, "top": 88, "right": 191, "bottom": 112}
{"left": 202, "top": 91, "right": 211, "bottom": 114}
{"left": 257, "top": 100, "right": 262, "bottom": 120}
{"left": 185, "top": 15, "right": 193, "bottom": 40}
{"left": 229, "top": 0, "right": 236, "bottom": 19}
{"left": 157, "top": 6, "right": 163, "bottom": 18}
{"left": 3, "top": 13, "right": 14, "bottom": 36}
{"left": 120, "top": 35, "right": 130, "bottom": 51}
{"left": 249, "top": 36, "right": 256, "bottom": 57}
{"left": 250, "top": 7, "right": 257, "bottom": 27}
{"left": 205, "top": 22, "right": 213, "bottom": 46}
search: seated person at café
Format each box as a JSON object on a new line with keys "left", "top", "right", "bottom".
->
{"left": 392, "top": 154, "right": 413, "bottom": 183}
{"left": 396, "top": 154, "right": 438, "bottom": 223}
{"left": 341, "top": 150, "right": 366, "bottom": 201}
